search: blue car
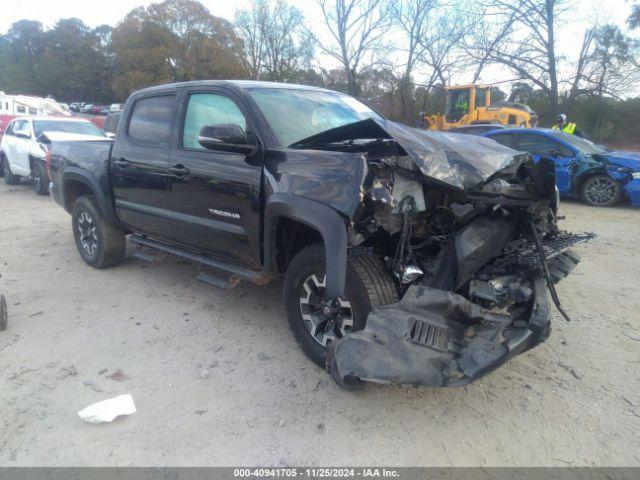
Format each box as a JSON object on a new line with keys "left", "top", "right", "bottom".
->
{"left": 482, "top": 128, "right": 640, "bottom": 207}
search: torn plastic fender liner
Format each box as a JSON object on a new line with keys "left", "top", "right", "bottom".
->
{"left": 327, "top": 274, "right": 551, "bottom": 387}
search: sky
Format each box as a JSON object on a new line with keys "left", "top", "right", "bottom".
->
{"left": 0, "top": 0, "right": 636, "bottom": 91}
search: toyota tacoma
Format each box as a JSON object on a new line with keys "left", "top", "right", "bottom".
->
{"left": 46, "top": 80, "right": 591, "bottom": 388}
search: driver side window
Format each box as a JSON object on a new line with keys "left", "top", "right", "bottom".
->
{"left": 182, "top": 93, "right": 247, "bottom": 150}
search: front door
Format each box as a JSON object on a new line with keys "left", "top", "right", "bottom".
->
{"left": 110, "top": 93, "right": 177, "bottom": 239}
{"left": 168, "top": 88, "right": 263, "bottom": 268}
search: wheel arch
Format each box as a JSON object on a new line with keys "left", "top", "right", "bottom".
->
{"left": 62, "top": 168, "right": 120, "bottom": 227}
{"left": 264, "top": 193, "right": 348, "bottom": 299}
{"left": 573, "top": 167, "right": 610, "bottom": 194}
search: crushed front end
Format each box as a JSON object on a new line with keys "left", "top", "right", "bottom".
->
{"left": 315, "top": 120, "right": 593, "bottom": 387}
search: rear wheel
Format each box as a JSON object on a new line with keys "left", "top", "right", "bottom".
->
{"left": 580, "top": 174, "right": 621, "bottom": 207}
{"left": 72, "top": 196, "right": 126, "bottom": 269}
{"left": 2, "top": 156, "right": 21, "bottom": 185}
{"left": 284, "top": 244, "right": 398, "bottom": 368}
{"left": 31, "top": 161, "right": 49, "bottom": 195}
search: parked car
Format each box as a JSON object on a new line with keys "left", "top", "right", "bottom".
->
{"left": 0, "top": 116, "right": 106, "bottom": 194}
{"left": 109, "top": 103, "right": 124, "bottom": 113}
{"left": 483, "top": 128, "right": 640, "bottom": 207}
{"left": 448, "top": 124, "right": 506, "bottom": 135}
{"left": 45, "top": 80, "right": 588, "bottom": 388}
{"left": 81, "top": 104, "right": 94, "bottom": 114}
{"left": 69, "top": 102, "right": 84, "bottom": 112}
{"left": 103, "top": 112, "right": 121, "bottom": 137}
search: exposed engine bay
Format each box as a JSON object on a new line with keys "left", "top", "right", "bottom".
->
{"left": 294, "top": 118, "right": 593, "bottom": 387}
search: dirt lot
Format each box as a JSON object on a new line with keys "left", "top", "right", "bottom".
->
{"left": 1, "top": 180, "right": 639, "bottom": 467}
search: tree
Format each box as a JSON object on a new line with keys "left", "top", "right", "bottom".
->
{"left": 393, "top": 0, "right": 438, "bottom": 121}
{"left": 0, "top": 20, "right": 45, "bottom": 95}
{"left": 316, "top": 0, "right": 392, "bottom": 96}
{"left": 111, "top": 0, "right": 247, "bottom": 98}
{"left": 629, "top": 2, "right": 640, "bottom": 29}
{"left": 463, "top": 3, "right": 515, "bottom": 82}
{"left": 582, "top": 25, "right": 640, "bottom": 100}
{"left": 235, "top": 0, "right": 314, "bottom": 82}
{"left": 479, "top": 0, "right": 571, "bottom": 113}
{"left": 38, "top": 19, "right": 114, "bottom": 102}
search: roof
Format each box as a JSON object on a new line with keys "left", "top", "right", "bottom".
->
{"left": 484, "top": 128, "right": 558, "bottom": 135}
{"left": 133, "top": 79, "right": 338, "bottom": 96}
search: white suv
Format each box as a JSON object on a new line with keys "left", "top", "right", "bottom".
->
{"left": 0, "top": 116, "right": 107, "bottom": 194}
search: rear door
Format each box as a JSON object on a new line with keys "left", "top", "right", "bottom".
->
{"left": 513, "top": 133, "right": 575, "bottom": 192}
{"left": 167, "top": 87, "right": 263, "bottom": 268}
{"left": 110, "top": 92, "right": 177, "bottom": 238}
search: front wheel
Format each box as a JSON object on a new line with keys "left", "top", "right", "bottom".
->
{"left": 2, "top": 156, "right": 21, "bottom": 185}
{"left": 580, "top": 174, "right": 621, "bottom": 207}
{"left": 31, "top": 161, "right": 49, "bottom": 195}
{"left": 283, "top": 244, "right": 398, "bottom": 367}
{"left": 71, "top": 196, "right": 126, "bottom": 269}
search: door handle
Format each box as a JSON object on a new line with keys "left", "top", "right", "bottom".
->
{"left": 114, "top": 158, "right": 129, "bottom": 169}
{"left": 170, "top": 164, "right": 190, "bottom": 177}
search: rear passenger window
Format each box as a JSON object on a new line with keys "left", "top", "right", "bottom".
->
{"left": 515, "top": 134, "right": 572, "bottom": 156}
{"left": 488, "top": 133, "right": 512, "bottom": 148}
{"left": 128, "top": 95, "right": 175, "bottom": 146}
{"left": 182, "top": 93, "right": 247, "bottom": 150}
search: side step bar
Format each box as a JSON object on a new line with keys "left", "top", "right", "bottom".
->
{"left": 130, "top": 235, "right": 266, "bottom": 287}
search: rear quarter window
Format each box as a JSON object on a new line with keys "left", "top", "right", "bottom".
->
{"left": 127, "top": 95, "right": 176, "bottom": 146}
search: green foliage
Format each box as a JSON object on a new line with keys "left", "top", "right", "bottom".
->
{"left": 111, "top": 0, "right": 247, "bottom": 99}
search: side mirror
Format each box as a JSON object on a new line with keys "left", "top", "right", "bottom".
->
{"left": 198, "top": 124, "right": 256, "bottom": 154}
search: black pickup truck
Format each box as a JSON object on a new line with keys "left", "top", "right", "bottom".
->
{"left": 47, "top": 80, "right": 591, "bottom": 388}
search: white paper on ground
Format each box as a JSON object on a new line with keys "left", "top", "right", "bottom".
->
{"left": 78, "top": 394, "right": 136, "bottom": 423}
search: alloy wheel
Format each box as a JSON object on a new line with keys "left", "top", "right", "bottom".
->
{"left": 77, "top": 211, "right": 99, "bottom": 256}
{"left": 299, "top": 273, "right": 354, "bottom": 347}
{"left": 584, "top": 177, "right": 617, "bottom": 206}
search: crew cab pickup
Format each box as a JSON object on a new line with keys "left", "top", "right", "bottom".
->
{"left": 48, "top": 80, "right": 590, "bottom": 388}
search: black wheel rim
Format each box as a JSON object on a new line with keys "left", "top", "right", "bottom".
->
{"left": 77, "top": 211, "right": 99, "bottom": 256}
{"left": 585, "top": 177, "right": 616, "bottom": 205}
{"left": 299, "top": 273, "right": 353, "bottom": 347}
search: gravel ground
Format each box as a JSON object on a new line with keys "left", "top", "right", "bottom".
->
{"left": 0, "top": 180, "right": 639, "bottom": 467}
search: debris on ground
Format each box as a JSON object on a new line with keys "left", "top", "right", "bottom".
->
{"left": 0, "top": 294, "right": 7, "bottom": 331}
{"left": 78, "top": 394, "right": 136, "bottom": 423}
{"left": 105, "top": 369, "right": 128, "bottom": 382}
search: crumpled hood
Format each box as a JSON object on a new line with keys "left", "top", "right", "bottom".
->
{"left": 605, "top": 152, "right": 640, "bottom": 172}
{"left": 379, "top": 120, "right": 523, "bottom": 190}
{"left": 293, "top": 118, "right": 524, "bottom": 190}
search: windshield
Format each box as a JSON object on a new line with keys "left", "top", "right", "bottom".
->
{"left": 249, "top": 88, "right": 382, "bottom": 147}
{"left": 34, "top": 120, "right": 105, "bottom": 137}
{"left": 550, "top": 131, "right": 606, "bottom": 155}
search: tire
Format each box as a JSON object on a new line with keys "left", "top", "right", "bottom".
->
{"left": 2, "top": 156, "right": 21, "bottom": 185}
{"left": 580, "top": 174, "right": 622, "bottom": 207}
{"left": 284, "top": 244, "right": 398, "bottom": 367}
{"left": 31, "top": 160, "right": 49, "bottom": 195}
{"left": 71, "top": 195, "right": 126, "bottom": 269}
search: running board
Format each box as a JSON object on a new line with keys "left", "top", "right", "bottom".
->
{"left": 130, "top": 235, "right": 264, "bottom": 286}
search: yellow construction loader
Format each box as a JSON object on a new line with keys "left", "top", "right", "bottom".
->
{"left": 421, "top": 84, "right": 538, "bottom": 131}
